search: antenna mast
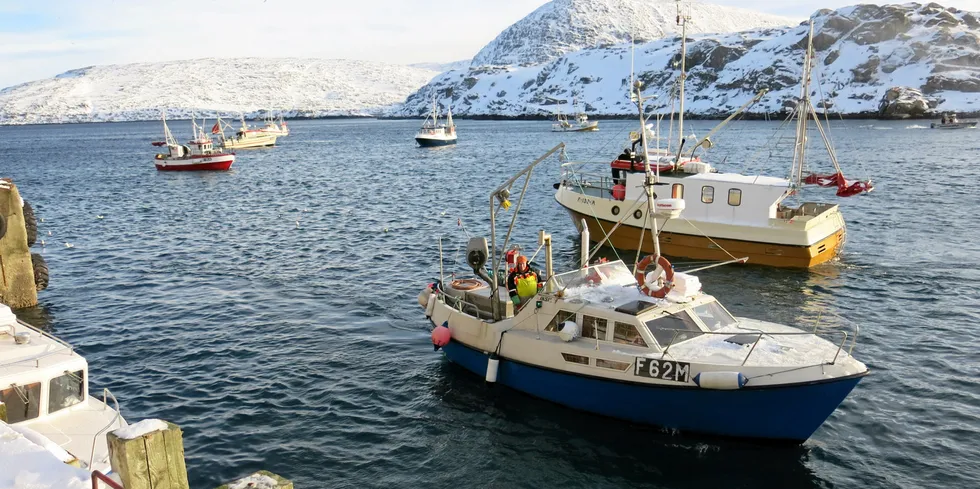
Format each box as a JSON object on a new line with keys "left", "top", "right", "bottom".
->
{"left": 676, "top": 0, "right": 690, "bottom": 153}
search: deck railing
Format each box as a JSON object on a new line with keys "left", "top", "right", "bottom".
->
{"left": 88, "top": 388, "right": 121, "bottom": 471}
{"left": 0, "top": 320, "right": 75, "bottom": 368}
{"left": 653, "top": 325, "right": 859, "bottom": 367}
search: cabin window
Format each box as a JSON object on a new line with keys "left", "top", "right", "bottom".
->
{"left": 671, "top": 184, "right": 684, "bottom": 199}
{"left": 546, "top": 310, "right": 577, "bottom": 332}
{"left": 581, "top": 315, "right": 608, "bottom": 341}
{"left": 48, "top": 370, "right": 85, "bottom": 414}
{"left": 1, "top": 382, "right": 41, "bottom": 423}
{"left": 645, "top": 311, "right": 703, "bottom": 348}
{"left": 692, "top": 301, "right": 738, "bottom": 332}
{"left": 613, "top": 322, "right": 648, "bottom": 347}
{"left": 701, "top": 186, "right": 714, "bottom": 204}
{"left": 728, "top": 189, "right": 742, "bottom": 206}
{"left": 596, "top": 359, "right": 631, "bottom": 371}
{"left": 562, "top": 353, "right": 589, "bottom": 365}
{"left": 633, "top": 209, "right": 643, "bottom": 220}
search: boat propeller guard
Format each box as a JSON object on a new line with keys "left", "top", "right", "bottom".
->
{"left": 636, "top": 255, "right": 674, "bottom": 298}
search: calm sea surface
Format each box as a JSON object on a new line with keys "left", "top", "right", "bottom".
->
{"left": 0, "top": 119, "right": 977, "bottom": 489}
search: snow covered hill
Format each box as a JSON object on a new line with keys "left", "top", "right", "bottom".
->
{"left": 0, "top": 58, "right": 439, "bottom": 125}
{"left": 394, "top": 3, "right": 980, "bottom": 118}
{"left": 470, "top": 0, "right": 795, "bottom": 67}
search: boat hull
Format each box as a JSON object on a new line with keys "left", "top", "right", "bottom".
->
{"left": 562, "top": 207, "right": 844, "bottom": 268}
{"left": 552, "top": 123, "right": 600, "bottom": 132}
{"left": 154, "top": 154, "right": 235, "bottom": 171}
{"left": 416, "top": 136, "right": 457, "bottom": 147}
{"left": 930, "top": 121, "right": 977, "bottom": 129}
{"left": 440, "top": 338, "right": 864, "bottom": 442}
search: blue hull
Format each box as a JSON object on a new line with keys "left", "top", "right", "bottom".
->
{"left": 441, "top": 340, "right": 865, "bottom": 442}
{"left": 416, "top": 137, "right": 457, "bottom": 147}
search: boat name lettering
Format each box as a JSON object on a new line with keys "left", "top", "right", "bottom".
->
{"left": 634, "top": 358, "right": 690, "bottom": 383}
{"left": 576, "top": 196, "right": 596, "bottom": 206}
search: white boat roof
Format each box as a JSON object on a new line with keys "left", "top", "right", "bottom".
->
{"left": 674, "top": 171, "right": 790, "bottom": 187}
{"left": 0, "top": 306, "right": 84, "bottom": 382}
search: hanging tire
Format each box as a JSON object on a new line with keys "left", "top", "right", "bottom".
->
{"left": 31, "top": 253, "right": 48, "bottom": 291}
{"left": 23, "top": 201, "right": 37, "bottom": 247}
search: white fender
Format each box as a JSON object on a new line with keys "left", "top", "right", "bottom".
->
{"left": 424, "top": 293, "right": 437, "bottom": 317}
{"left": 485, "top": 357, "right": 500, "bottom": 383}
{"left": 693, "top": 371, "right": 747, "bottom": 390}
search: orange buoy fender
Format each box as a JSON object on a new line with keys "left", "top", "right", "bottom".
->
{"left": 635, "top": 255, "right": 674, "bottom": 298}
{"left": 432, "top": 322, "right": 451, "bottom": 351}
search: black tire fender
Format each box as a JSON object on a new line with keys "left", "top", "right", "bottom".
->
{"left": 31, "top": 253, "right": 49, "bottom": 291}
{"left": 23, "top": 200, "right": 37, "bottom": 247}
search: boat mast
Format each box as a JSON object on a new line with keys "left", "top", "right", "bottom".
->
{"left": 791, "top": 21, "right": 815, "bottom": 188}
{"left": 636, "top": 81, "right": 662, "bottom": 259}
{"left": 676, "top": 0, "right": 689, "bottom": 153}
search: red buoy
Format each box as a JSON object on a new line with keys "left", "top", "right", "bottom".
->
{"left": 432, "top": 324, "right": 451, "bottom": 351}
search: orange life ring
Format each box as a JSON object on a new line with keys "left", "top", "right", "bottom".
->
{"left": 635, "top": 255, "right": 674, "bottom": 298}
{"left": 451, "top": 278, "right": 484, "bottom": 291}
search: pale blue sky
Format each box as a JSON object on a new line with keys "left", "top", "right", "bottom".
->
{"left": 1, "top": 0, "right": 978, "bottom": 89}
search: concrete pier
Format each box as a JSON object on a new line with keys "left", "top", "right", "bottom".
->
{"left": 0, "top": 179, "right": 37, "bottom": 308}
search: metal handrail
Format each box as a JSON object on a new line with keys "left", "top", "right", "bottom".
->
{"left": 91, "top": 470, "right": 124, "bottom": 489}
{"left": 653, "top": 327, "right": 854, "bottom": 367}
{"left": 436, "top": 289, "right": 497, "bottom": 321}
{"left": 0, "top": 321, "right": 76, "bottom": 369}
{"left": 88, "top": 388, "right": 121, "bottom": 470}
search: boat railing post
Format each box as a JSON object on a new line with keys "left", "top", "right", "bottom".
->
{"left": 89, "top": 388, "right": 121, "bottom": 470}
{"left": 849, "top": 324, "right": 860, "bottom": 355}
{"left": 580, "top": 219, "right": 589, "bottom": 268}
{"left": 438, "top": 237, "right": 445, "bottom": 287}
{"left": 831, "top": 332, "right": 849, "bottom": 364}
{"left": 740, "top": 333, "right": 764, "bottom": 366}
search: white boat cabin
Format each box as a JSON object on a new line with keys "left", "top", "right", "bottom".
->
{"left": 0, "top": 305, "right": 124, "bottom": 471}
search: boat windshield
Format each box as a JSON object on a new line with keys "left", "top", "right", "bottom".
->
{"left": 691, "top": 300, "right": 738, "bottom": 331}
{"left": 48, "top": 370, "right": 85, "bottom": 414}
{"left": 552, "top": 260, "right": 636, "bottom": 290}
{"left": 645, "top": 310, "right": 703, "bottom": 348}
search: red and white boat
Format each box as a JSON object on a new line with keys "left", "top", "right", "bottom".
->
{"left": 152, "top": 113, "right": 235, "bottom": 171}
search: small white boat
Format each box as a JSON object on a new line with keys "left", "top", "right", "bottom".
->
{"left": 554, "top": 19, "right": 872, "bottom": 268}
{"left": 931, "top": 113, "right": 977, "bottom": 129}
{"left": 152, "top": 113, "right": 235, "bottom": 171}
{"left": 258, "top": 113, "right": 289, "bottom": 137}
{"left": 552, "top": 109, "right": 598, "bottom": 132}
{"left": 0, "top": 304, "right": 126, "bottom": 473}
{"left": 415, "top": 98, "right": 457, "bottom": 147}
{"left": 214, "top": 115, "right": 279, "bottom": 149}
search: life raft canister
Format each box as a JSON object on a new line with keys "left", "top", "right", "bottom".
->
{"left": 635, "top": 255, "right": 674, "bottom": 298}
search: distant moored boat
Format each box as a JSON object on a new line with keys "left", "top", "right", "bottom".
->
{"left": 415, "top": 98, "right": 457, "bottom": 147}
{"left": 152, "top": 112, "right": 235, "bottom": 171}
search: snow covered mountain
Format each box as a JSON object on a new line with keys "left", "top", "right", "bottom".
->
{"left": 0, "top": 58, "right": 439, "bottom": 125}
{"left": 470, "top": 0, "right": 795, "bottom": 67}
{"left": 394, "top": 3, "right": 980, "bottom": 118}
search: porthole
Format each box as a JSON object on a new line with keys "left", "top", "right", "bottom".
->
{"left": 633, "top": 209, "right": 643, "bottom": 220}
{"left": 611, "top": 205, "right": 620, "bottom": 216}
